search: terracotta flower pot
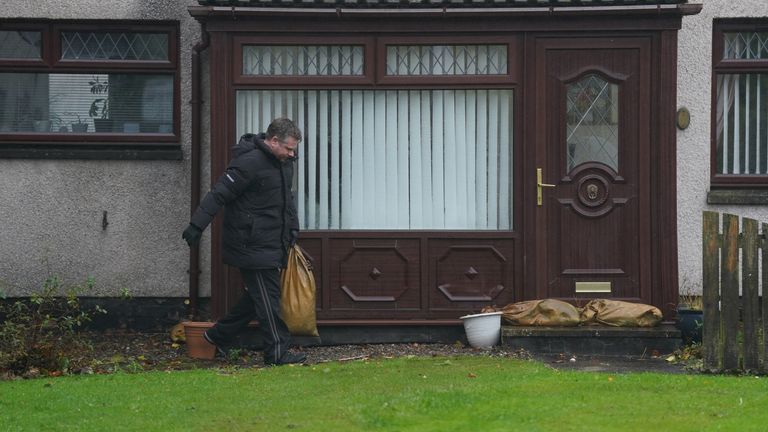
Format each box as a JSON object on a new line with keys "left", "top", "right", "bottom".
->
{"left": 183, "top": 321, "right": 216, "bottom": 359}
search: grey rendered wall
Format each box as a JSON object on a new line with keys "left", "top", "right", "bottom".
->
{"left": 0, "top": 0, "right": 212, "bottom": 297}
{"left": 677, "top": 0, "right": 768, "bottom": 294}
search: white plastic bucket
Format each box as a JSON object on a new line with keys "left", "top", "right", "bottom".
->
{"left": 460, "top": 311, "right": 503, "bottom": 349}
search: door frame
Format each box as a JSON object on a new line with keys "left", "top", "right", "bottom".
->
{"left": 523, "top": 32, "right": 680, "bottom": 319}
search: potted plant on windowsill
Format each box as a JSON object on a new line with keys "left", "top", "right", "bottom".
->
{"left": 67, "top": 112, "right": 88, "bottom": 133}
{"left": 32, "top": 119, "right": 52, "bottom": 132}
{"left": 89, "top": 76, "right": 113, "bottom": 133}
{"left": 33, "top": 114, "right": 64, "bottom": 133}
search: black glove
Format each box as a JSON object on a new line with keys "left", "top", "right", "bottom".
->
{"left": 182, "top": 223, "right": 203, "bottom": 247}
{"left": 289, "top": 229, "right": 299, "bottom": 247}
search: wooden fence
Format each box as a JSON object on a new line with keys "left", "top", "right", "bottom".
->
{"left": 702, "top": 211, "right": 767, "bottom": 373}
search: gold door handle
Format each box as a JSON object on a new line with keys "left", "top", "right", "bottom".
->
{"left": 537, "top": 168, "right": 556, "bottom": 206}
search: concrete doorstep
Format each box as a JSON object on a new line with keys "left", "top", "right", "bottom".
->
{"left": 501, "top": 324, "right": 682, "bottom": 357}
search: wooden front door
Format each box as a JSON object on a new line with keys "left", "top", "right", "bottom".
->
{"left": 532, "top": 37, "right": 652, "bottom": 304}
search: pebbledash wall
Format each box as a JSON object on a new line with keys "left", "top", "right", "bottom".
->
{"left": 0, "top": 0, "right": 214, "bottom": 305}
{"left": 0, "top": 0, "right": 761, "bottom": 308}
{"left": 677, "top": 0, "right": 768, "bottom": 295}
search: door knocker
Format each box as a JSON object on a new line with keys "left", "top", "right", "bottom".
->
{"left": 586, "top": 183, "right": 599, "bottom": 201}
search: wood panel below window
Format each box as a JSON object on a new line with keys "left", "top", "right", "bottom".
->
{"left": 283, "top": 234, "right": 517, "bottom": 320}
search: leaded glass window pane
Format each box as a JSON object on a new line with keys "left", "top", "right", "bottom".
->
{"left": 236, "top": 89, "right": 513, "bottom": 230}
{"left": 385, "top": 45, "right": 507, "bottom": 75}
{"left": 716, "top": 74, "right": 768, "bottom": 175}
{"left": 242, "top": 46, "right": 364, "bottom": 76}
{"left": 0, "top": 31, "right": 41, "bottom": 59}
{"left": 566, "top": 74, "right": 619, "bottom": 172}
{"left": 724, "top": 32, "right": 768, "bottom": 60}
{"left": 61, "top": 32, "right": 169, "bottom": 61}
{"left": 0, "top": 73, "right": 173, "bottom": 134}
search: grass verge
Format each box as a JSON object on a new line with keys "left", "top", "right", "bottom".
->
{"left": 1, "top": 356, "right": 766, "bottom": 431}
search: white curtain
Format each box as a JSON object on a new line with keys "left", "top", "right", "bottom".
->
{"left": 717, "top": 74, "right": 768, "bottom": 175}
{"left": 236, "top": 89, "right": 513, "bottom": 230}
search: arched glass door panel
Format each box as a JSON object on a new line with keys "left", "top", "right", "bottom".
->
{"left": 565, "top": 74, "right": 619, "bottom": 173}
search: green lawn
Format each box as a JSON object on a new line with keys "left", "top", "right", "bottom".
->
{"left": 1, "top": 356, "right": 766, "bottom": 431}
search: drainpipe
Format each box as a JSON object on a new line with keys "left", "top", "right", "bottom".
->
{"left": 188, "top": 23, "right": 209, "bottom": 321}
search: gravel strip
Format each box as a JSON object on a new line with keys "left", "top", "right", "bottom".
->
{"left": 2, "top": 330, "right": 690, "bottom": 379}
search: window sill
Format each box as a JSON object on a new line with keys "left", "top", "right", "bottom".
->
{"left": 707, "top": 188, "right": 768, "bottom": 205}
{"left": 0, "top": 144, "right": 182, "bottom": 160}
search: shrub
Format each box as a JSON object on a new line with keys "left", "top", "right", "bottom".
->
{"left": 0, "top": 276, "right": 106, "bottom": 376}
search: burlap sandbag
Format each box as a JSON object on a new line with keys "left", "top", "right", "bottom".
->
{"left": 580, "top": 299, "right": 662, "bottom": 327}
{"left": 280, "top": 245, "right": 319, "bottom": 337}
{"left": 493, "top": 299, "right": 581, "bottom": 326}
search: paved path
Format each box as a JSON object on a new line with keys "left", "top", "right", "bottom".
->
{"left": 536, "top": 353, "right": 691, "bottom": 374}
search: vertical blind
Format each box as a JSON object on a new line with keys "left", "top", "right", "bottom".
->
{"left": 716, "top": 74, "right": 768, "bottom": 175}
{"left": 236, "top": 89, "right": 514, "bottom": 230}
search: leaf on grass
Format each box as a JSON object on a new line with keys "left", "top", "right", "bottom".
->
{"left": 467, "top": 373, "right": 477, "bottom": 378}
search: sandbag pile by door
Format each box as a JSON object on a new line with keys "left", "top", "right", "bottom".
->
{"left": 483, "top": 299, "right": 662, "bottom": 327}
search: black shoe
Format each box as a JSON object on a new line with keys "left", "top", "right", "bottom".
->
{"left": 265, "top": 351, "right": 307, "bottom": 366}
{"left": 203, "top": 329, "right": 230, "bottom": 357}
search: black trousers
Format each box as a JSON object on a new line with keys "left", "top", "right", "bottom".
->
{"left": 207, "top": 268, "right": 291, "bottom": 363}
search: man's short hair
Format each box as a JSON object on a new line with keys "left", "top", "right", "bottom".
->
{"left": 267, "top": 118, "right": 302, "bottom": 143}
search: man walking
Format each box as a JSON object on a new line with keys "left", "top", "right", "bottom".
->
{"left": 182, "top": 117, "right": 306, "bottom": 365}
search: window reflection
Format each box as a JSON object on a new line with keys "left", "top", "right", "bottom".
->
{"left": 0, "top": 73, "right": 173, "bottom": 134}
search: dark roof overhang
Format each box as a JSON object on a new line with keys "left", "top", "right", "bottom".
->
{"left": 189, "top": 1, "right": 702, "bottom": 19}
{"left": 196, "top": 0, "right": 689, "bottom": 8}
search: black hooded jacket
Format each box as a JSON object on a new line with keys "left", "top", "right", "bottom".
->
{"left": 190, "top": 133, "right": 299, "bottom": 269}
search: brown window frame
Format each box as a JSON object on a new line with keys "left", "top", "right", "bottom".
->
{"left": 0, "top": 20, "right": 180, "bottom": 157}
{"left": 233, "top": 36, "right": 376, "bottom": 86}
{"left": 230, "top": 33, "right": 521, "bottom": 232}
{"left": 711, "top": 19, "right": 768, "bottom": 187}
{"left": 233, "top": 35, "right": 520, "bottom": 87}
{"left": 0, "top": 23, "right": 48, "bottom": 66}
{"left": 376, "top": 35, "right": 520, "bottom": 86}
